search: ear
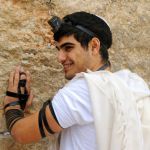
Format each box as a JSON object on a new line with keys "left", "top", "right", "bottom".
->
{"left": 90, "top": 37, "right": 100, "bottom": 55}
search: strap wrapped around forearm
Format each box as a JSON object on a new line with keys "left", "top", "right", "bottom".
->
{"left": 42, "top": 100, "right": 55, "bottom": 134}
{"left": 5, "top": 109, "right": 24, "bottom": 132}
{"left": 38, "top": 99, "right": 61, "bottom": 138}
{"left": 49, "top": 101, "right": 60, "bottom": 126}
{"left": 38, "top": 109, "right": 46, "bottom": 138}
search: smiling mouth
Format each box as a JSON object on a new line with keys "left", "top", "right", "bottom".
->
{"left": 63, "top": 63, "right": 73, "bottom": 71}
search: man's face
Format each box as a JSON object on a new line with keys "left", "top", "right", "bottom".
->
{"left": 56, "top": 35, "right": 91, "bottom": 80}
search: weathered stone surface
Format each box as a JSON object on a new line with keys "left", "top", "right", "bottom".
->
{"left": 0, "top": 0, "right": 149, "bottom": 150}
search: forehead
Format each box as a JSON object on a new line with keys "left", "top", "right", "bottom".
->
{"left": 55, "top": 35, "right": 79, "bottom": 47}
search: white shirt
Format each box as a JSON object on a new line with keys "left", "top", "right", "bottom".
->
{"left": 52, "top": 78, "right": 97, "bottom": 150}
{"left": 52, "top": 69, "right": 150, "bottom": 150}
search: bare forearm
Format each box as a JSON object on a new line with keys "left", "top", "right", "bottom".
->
{"left": 11, "top": 112, "right": 41, "bottom": 144}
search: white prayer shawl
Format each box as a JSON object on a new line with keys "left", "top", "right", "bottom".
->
{"left": 75, "top": 69, "right": 150, "bottom": 150}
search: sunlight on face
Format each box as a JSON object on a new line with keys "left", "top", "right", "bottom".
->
{"left": 56, "top": 35, "right": 91, "bottom": 80}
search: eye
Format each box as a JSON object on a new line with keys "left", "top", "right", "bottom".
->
{"left": 64, "top": 45, "right": 73, "bottom": 52}
{"left": 56, "top": 47, "right": 60, "bottom": 51}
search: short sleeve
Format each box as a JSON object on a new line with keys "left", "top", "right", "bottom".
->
{"left": 52, "top": 78, "right": 93, "bottom": 128}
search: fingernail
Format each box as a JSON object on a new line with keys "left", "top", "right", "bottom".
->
{"left": 20, "top": 67, "right": 24, "bottom": 72}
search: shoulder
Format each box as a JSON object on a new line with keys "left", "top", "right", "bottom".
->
{"left": 114, "top": 69, "right": 149, "bottom": 92}
{"left": 51, "top": 77, "right": 93, "bottom": 127}
{"left": 58, "top": 77, "right": 89, "bottom": 99}
{"left": 53, "top": 77, "right": 91, "bottom": 107}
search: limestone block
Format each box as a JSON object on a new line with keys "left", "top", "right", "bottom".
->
{"left": 0, "top": 0, "right": 149, "bottom": 150}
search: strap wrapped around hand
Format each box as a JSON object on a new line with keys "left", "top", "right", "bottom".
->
{"left": 18, "top": 78, "right": 29, "bottom": 109}
{"left": 4, "top": 101, "right": 20, "bottom": 110}
{"left": 6, "top": 91, "right": 18, "bottom": 98}
{"left": 6, "top": 76, "right": 29, "bottom": 110}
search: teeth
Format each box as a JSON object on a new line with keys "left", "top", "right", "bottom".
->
{"left": 64, "top": 64, "right": 70, "bottom": 67}
{"left": 64, "top": 63, "right": 72, "bottom": 69}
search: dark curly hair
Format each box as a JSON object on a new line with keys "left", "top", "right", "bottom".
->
{"left": 54, "top": 11, "right": 112, "bottom": 63}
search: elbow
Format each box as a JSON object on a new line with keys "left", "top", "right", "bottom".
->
{"left": 11, "top": 129, "right": 28, "bottom": 144}
{"left": 8, "top": 114, "right": 41, "bottom": 144}
{"left": 10, "top": 122, "right": 30, "bottom": 144}
{"left": 10, "top": 123, "right": 40, "bottom": 144}
{"left": 13, "top": 136, "right": 26, "bottom": 144}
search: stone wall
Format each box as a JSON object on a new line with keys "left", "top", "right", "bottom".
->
{"left": 0, "top": 0, "right": 149, "bottom": 150}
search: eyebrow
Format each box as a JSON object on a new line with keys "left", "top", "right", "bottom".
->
{"left": 56, "top": 42, "right": 75, "bottom": 50}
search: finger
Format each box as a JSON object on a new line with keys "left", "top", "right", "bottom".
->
{"left": 20, "top": 73, "right": 26, "bottom": 80}
{"left": 8, "top": 71, "right": 15, "bottom": 89}
{"left": 25, "top": 71, "right": 31, "bottom": 94}
{"left": 24, "top": 91, "right": 34, "bottom": 112}
{"left": 20, "top": 66, "right": 24, "bottom": 73}
{"left": 14, "top": 66, "right": 20, "bottom": 88}
{"left": 26, "top": 91, "right": 34, "bottom": 107}
{"left": 20, "top": 73, "right": 26, "bottom": 94}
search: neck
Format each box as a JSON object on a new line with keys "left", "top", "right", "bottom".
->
{"left": 97, "top": 61, "right": 110, "bottom": 71}
{"left": 88, "top": 57, "right": 110, "bottom": 71}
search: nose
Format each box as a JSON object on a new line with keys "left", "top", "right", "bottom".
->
{"left": 57, "top": 50, "right": 67, "bottom": 64}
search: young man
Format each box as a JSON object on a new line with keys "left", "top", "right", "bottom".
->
{"left": 3, "top": 11, "right": 148, "bottom": 150}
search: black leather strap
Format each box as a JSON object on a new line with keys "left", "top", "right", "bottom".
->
{"left": 6, "top": 73, "right": 29, "bottom": 110}
{"left": 5, "top": 109, "right": 24, "bottom": 132}
{"left": 49, "top": 100, "right": 60, "bottom": 126}
{"left": 97, "top": 61, "right": 110, "bottom": 71}
{"left": 4, "top": 101, "right": 20, "bottom": 110}
{"left": 18, "top": 79, "right": 28, "bottom": 110}
{"left": 6, "top": 91, "right": 18, "bottom": 98}
{"left": 9, "top": 117, "right": 24, "bottom": 131}
{"left": 38, "top": 99, "right": 62, "bottom": 138}
{"left": 19, "top": 79, "right": 26, "bottom": 87}
{"left": 6, "top": 91, "right": 29, "bottom": 110}
{"left": 42, "top": 101, "right": 55, "bottom": 134}
{"left": 6, "top": 91, "right": 29, "bottom": 100}
{"left": 38, "top": 109, "right": 46, "bottom": 138}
